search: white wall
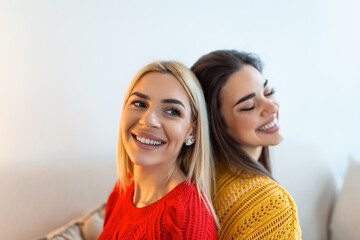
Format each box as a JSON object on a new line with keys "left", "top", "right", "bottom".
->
{"left": 1, "top": 0, "right": 359, "bottom": 179}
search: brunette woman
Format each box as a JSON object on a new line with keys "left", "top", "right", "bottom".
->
{"left": 191, "top": 50, "right": 301, "bottom": 239}
{"left": 98, "top": 61, "right": 218, "bottom": 239}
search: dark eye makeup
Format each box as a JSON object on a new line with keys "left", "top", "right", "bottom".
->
{"left": 165, "top": 108, "right": 181, "bottom": 117}
{"left": 130, "top": 99, "right": 147, "bottom": 108}
{"left": 239, "top": 87, "right": 275, "bottom": 112}
{"left": 265, "top": 87, "right": 276, "bottom": 96}
{"left": 237, "top": 80, "right": 275, "bottom": 112}
{"left": 240, "top": 106, "right": 255, "bottom": 111}
{"left": 129, "top": 98, "right": 183, "bottom": 118}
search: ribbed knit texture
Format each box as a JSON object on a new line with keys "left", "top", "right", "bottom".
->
{"left": 213, "top": 169, "right": 302, "bottom": 240}
{"left": 98, "top": 181, "right": 217, "bottom": 240}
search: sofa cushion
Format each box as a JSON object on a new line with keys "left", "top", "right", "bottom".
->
{"left": 81, "top": 203, "right": 105, "bottom": 240}
{"left": 45, "top": 222, "right": 83, "bottom": 240}
{"left": 0, "top": 159, "right": 116, "bottom": 240}
{"left": 271, "top": 144, "right": 336, "bottom": 240}
{"left": 44, "top": 203, "right": 105, "bottom": 240}
{"left": 329, "top": 156, "right": 360, "bottom": 240}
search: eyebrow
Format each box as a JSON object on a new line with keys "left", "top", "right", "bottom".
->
{"left": 233, "top": 93, "right": 256, "bottom": 107}
{"left": 264, "top": 79, "right": 268, "bottom": 87}
{"left": 130, "top": 92, "right": 185, "bottom": 109}
{"left": 162, "top": 99, "right": 185, "bottom": 109}
{"left": 131, "top": 92, "right": 149, "bottom": 100}
{"left": 233, "top": 79, "right": 269, "bottom": 108}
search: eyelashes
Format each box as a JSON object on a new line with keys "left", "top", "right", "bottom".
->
{"left": 240, "top": 106, "right": 255, "bottom": 111}
{"left": 165, "top": 108, "right": 181, "bottom": 117}
{"left": 131, "top": 100, "right": 147, "bottom": 108}
{"left": 265, "top": 87, "right": 276, "bottom": 96}
{"left": 240, "top": 88, "right": 276, "bottom": 111}
{"left": 129, "top": 99, "right": 182, "bottom": 117}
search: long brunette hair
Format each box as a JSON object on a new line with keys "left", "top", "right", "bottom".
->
{"left": 191, "top": 50, "right": 272, "bottom": 178}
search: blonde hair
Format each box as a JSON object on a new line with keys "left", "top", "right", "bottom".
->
{"left": 117, "top": 60, "right": 218, "bottom": 225}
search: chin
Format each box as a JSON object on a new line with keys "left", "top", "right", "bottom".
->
{"left": 269, "top": 134, "right": 284, "bottom": 146}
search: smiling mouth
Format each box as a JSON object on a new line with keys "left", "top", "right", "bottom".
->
{"left": 257, "top": 117, "right": 278, "bottom": 131}
{"left": 132, "top": 134, "right": 165, "bottom": 146}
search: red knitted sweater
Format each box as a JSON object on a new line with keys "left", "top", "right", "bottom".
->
{"left": 98, "top": 181, "right": 217, "bottom": 240}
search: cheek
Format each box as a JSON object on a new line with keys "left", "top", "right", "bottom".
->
{"left": 166, "top": 123, "right": 189, "bottom": 141}
{"left": 120, "top": 110, "right": 136, "bottom": 133}
{"left": 120, "top": 112, "right": 128, "bottom": 130}
{"left": 230, "top": 115, "right": 258, "bottom": 144}
{"left": 243, "top": 115, "right": 258, "bottom": 130}
{"left": 230, "top": 114, "right": 258, "bottom": 132}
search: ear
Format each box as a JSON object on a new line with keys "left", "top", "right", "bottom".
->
{"left": 185, "top": 120, "right": 197, "bottom": 143}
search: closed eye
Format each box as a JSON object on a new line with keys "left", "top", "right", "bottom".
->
{"left": 265, "top": 88, "right": 276, "bottom": 96}
{"left": 240, "top": 106, "right": 255, "bottom": 111}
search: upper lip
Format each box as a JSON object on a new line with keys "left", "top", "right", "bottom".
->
{"left": 257, "top": 114, "right": 277, "bottom": 130}
{"left": 131, "top": 132, "right": 166, "bottom": 143}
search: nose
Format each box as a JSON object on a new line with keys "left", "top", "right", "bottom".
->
{"left": 260, "top": 98, "right": 279, "bottom": 117}
{"left": 138, "top": 108, "right": 161, "bottom": 128}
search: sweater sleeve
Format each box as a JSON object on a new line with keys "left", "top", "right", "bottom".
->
{"left": 214, "top": 173, "right": 301, "bottom": 240}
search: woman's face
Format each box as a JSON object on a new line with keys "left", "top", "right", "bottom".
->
{"left": 121, "top": 72, "right": 194, "bottom": 168}
{"left": 220, "top": 64, "right": 283, "bottom": 157}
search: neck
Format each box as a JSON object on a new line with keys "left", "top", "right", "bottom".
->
{"left": 241, "top": 145, "right": 263, "bottom": 161}
{"left": 132, "top": 162, "right": 186, "bottom": 208}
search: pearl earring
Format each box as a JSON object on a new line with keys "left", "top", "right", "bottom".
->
{"left": 185, "top": 138, "right": 194, "bottom": 146}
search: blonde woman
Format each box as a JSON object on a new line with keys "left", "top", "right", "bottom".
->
{"left": 98, "top": 61, "right": 218, "bottom": 239}
{"left": 191, "top": 50, "right": 301, "bottom": 239}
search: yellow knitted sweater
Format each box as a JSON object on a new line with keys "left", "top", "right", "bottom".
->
{"left": 213, "top": 169, "right": 302, "bottom": 239}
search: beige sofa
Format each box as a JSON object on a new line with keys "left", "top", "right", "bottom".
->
{"left": 0, "top": 160, "right": 116, "bottom": 240}
{"left": 1, "top": 144, "right": 358, "bottom": 240}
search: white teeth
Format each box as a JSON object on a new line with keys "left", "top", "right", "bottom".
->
{"left": 258, "top": 118, "right": 278, "bottom": 131}
{"left": 136, "top": 136, "right": 162, "bottom": 146}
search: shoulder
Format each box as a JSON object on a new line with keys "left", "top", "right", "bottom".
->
{"left": 105, "top": 182, "right": 132, "bottom": 207}
{"left": 165, "top": 181, "right": 212, "bottom": 220}
{"left": 215, "top": 169, "right": 296, "bottom": 205}
{"left": 163, "top": 181, "right": 217, "bottom": 239}
{"left": 103, "top": 182, "right": 133, "bottom": 226}
{"left": 214, "top": 170, "right": 301, "bottom": 239}
{"left": 172, "top": 181, "right": 212, "bottom": 214}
